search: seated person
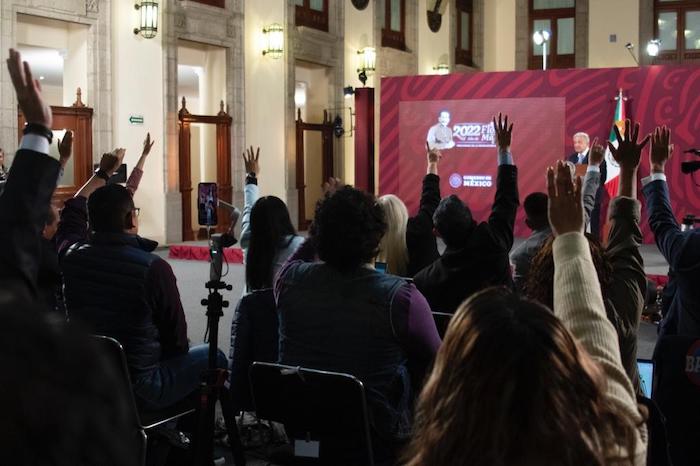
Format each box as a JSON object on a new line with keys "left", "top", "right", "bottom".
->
{"left": 57, "top": 151, "right": 226, "bottom": 411}
{"left": 414, "top": 114, "right": 519, "bottom": 313}
{"left": 377, "top": 144, "right": 441, "bottom": 277}
{"left": 525, "top": 122, "right": 649, "bottom": 391}
{"left": 404, "top": 161, "right": 647, "bottom": 466}
{"left": 642, "top": 126, "right": 700, "bottom": 337}
{"left": 275, "top": 182, "right": 441, "bottom": 459}
{"left": 509, "top": 192, "right": 550, "bottom": 291}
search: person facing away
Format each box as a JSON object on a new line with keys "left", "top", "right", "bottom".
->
{"left": 414, "top": 113, "right": 519, "bottom": 314}
{"left": 275, "top": 182, "right": 440, "bottom": 460}
{"left": 376, "top": 145, "right": 441, "bottom": 277}
{"left": 509, "top": 192, "right": 551, "bottom": 291}
{"left": 58, "top": 156, "right": 227, "bottom": 411}
{"left": 403, "top": 160, "right": 647, "bottom": 466}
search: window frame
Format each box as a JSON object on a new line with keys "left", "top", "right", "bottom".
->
{"left": 527, "top": 0, "right": 576, "bottom": 70}
{"left": 456, "top": 0, "right": 474, "bottom": 66}
{"left": 295, "top": 0, "right": 329, "bottom": 32}
{"left": 191, "top": 0, "right": 225, "bottom": 8}
{"left": 382, "top": 0, "right": 406, "bottom": 51}
{"left": 654, "top": 0, "right": 700, "bottom": 63}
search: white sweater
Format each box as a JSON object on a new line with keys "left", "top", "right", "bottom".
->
{"left": 553, "top": 232, "right": 647, "bottom": 465}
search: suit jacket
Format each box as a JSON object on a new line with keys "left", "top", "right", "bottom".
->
{"left": 414, "top": 165, "right": 519, "bottom": 314}
{"left": 0, "top": 149, "right": 60, "bottom": 300}
{"left": 568, "top": 151, "right": 607, "bottom": 184}
{"left": 643, "top": 180, "right": 700, "bottom": 337}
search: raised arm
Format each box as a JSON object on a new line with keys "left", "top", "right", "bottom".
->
{"left": 582, "top": 138, "right": 604, "bottom": 226}
{"left": 548, "top": 161, "right": 643, "bottom": 434}
{"left": 409, "top": 144, "right": 441, "bottom": 231}
{"left": 487, "top": 113, "right": 519, "bottom": 251}
{"left": 240, "top": 146, "right": 260, "bottom": 250}
{"left": 125, "top": 132, "right": 154, "bottom": 196}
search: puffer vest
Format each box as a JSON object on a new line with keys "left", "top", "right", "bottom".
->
{"left": 277, "top": 262, "right": 411, "bottom": 441}
{"left": 62, "top": 232, "right": 161, "bottom": 376}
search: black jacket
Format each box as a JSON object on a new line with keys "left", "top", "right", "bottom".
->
{"left": 406, "top": 174, "right": 441, "bottom": 277}
{"left": 568, "top": 152, "right": 607, "bottom": 183}
{"left": 414, "top": 165, "right": 519, "bottom": 314}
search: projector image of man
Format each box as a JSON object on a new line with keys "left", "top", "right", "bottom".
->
{"left": 427, "top": 110, "right": 456, "bottom": 150}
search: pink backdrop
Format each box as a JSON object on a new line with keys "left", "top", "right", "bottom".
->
{"left": 379, "top": 66, "right": 700, "bottom": 242}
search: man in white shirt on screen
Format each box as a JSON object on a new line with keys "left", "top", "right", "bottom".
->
{"left": 426, "top": 110, "right": 456, "bottom": 150}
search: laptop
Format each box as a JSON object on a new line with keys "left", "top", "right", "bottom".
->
{"left": 637, "top": 359, "right": 654, "bottom": 398}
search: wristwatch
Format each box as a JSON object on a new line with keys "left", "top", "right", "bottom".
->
{"left": 23, "top": 123, "right": 53, "bottom": 144}
{"left": 94, "top": 168, "right": 110, "bottom": 182}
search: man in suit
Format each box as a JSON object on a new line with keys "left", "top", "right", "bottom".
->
{"left": 414, "top": 113, "right": 519, "bottom": 313}
{"left": 642, "top": 126, "right": 700, "bottom": 337}
{"left": 568, "top": 132, "right": 607, "bottom": 237}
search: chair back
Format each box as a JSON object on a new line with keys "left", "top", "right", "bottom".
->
{"left": 89, "top": 335, "right": 147, "bottom": 465}
{"left": 652, "top": 335, "right": 700, "bottom": 466}
{"left": 432, "top": 311, "right": 453, "bottom": 339}
{"left": 250, "top": 362, "right": 374, "bottom": 465}
{"left": 229, "top": 288, "right": 278, "bottom": 412}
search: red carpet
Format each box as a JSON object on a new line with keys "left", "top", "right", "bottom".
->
{"left": 168, "top": 244, "right": 244, "bottom": 264}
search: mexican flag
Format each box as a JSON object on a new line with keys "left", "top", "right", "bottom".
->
{"left": 603, "top": 89, "right": 627, "bottom": 198}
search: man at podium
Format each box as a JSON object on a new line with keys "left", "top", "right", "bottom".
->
{"left": 568, "top": 132, "right": 606, "bottom": 237}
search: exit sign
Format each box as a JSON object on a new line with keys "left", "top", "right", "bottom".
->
{"left": 129, "top": 115, "right": 144, "bottom": 125}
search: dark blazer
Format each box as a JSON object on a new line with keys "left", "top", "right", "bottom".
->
{"left": 643, "top": 179, "right": 700, "bottom": 337}
{"left": 413, "top": 165, "right": 519, "bottom": 314}
{"left": 568, "top": 151, "right": 607, "bottom": 183}
{"left": 405, "top": 174, "right": 440, "bottom": 277}
{"left": 0, "top": 149, "right": 60, "bottom": 300}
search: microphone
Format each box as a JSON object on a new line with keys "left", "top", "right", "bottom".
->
{"left": 684, "top": 148, "right": 700, "bottom": 156}
{"left": 681, "top": 161, "right": 700, "bottom": 174}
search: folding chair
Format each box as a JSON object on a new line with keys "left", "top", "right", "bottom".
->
{"left": 90, "top": 335, "right": 196, "bottom": 466}
{"left": 249, "top": 362, "right": 375, "bottom": 465}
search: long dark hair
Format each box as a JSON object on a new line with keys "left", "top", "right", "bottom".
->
{"left": 403, "top": 287, "right": 642, "bottom": 466}
{"left": 246, "top": 196, "right": 297, "bottom": 290}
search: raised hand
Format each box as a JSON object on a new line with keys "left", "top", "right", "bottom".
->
{"left": 426, "top": 141, "right": 442, "bottom": 175}
{"left": 650, "top": 126, "right": 672, "bottom": 174}
{"left": 243, "top": 146, "right": 260, "bottom": 175}
{"left": 141, "top": 132, "right": 155, "bottom": 157}
{"left": 547, "top": 160, "right": 584, "bottom": 236}
{"left": 58, "top": 130, "right": 74, "bottom": 168}
{"left": 493, "top": 113, "right": 513, "bottom": 151}
{"left": 99, "top": 148, "right": 126, "bottom": 176}
{"left": 589, "top": 137, "right": 605, "bottom": 166}
{"left": 322, "top": 177, "right": 343, "bottom": 196}
{"left": 6, "top": 48, "right": 52, "bottom": 128}
{"left": 607, "top": 118, "right": 650, "bottom": 171}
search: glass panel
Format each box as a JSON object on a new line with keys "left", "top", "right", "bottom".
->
{"left": 557, "top": 17, "right": 574, "bottom": 54}
{"left": 390, "top": 0, "right": 401, "bottom": 32}
{"left": 533, "top": 0, "right": 574, "bottom": 9}
{"left": 309, "top": 0, "right": 323, "bottom": 11}
{"left": 295, "top": 0, "right": 304, "bottom": 5}
{"left": 685, "top": 11, "right": 700, "bottom": 50}
{"left": 533, "top": 19, "right": 552, "bottom": 56}
{"left": 460, "top": 11, "right": 470, "bottom": 51}
{"left": 657, "top": 11, "right": 678, "bottom": 50}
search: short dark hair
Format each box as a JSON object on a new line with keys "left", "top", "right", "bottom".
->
{"left": 87, "top": 184, "right": 135, "bottom": 233}
{"left": 523, "top": 192, "right": 548, "bottom": 224}
{"left": 433, "top": 195, "right": 474, "bottom": 248}
{"left": 314, "top": 186, "right": 386, "bottom": 271}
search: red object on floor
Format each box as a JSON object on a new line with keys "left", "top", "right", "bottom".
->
{"left": 168, "top": 244, "right": 244, "bottom": 264}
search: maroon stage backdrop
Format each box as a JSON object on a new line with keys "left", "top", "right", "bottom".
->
{"left": 379, "top": 66, "right": 700, "bottom": 243}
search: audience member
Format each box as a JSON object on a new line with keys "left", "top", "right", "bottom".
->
{"left": 509, "top": 191, "right": 550, "bottom": 290}
{"left": 239, "top": 146, "right": 303, "bottom": 291}
{"left": 56, "top": 148, "right": 227, "bottom": 411}
{"left": 404, "top": 160, "right": 647, "bottom": 466}
{"left": 642, "top": 126, "right": 700, "bottom": 337}
{"left": 377, "top": 144, "right": 441, "bottom": 277}
{"left": 413, "top": 113, "right": 519, "bottom": 313}
{"left": 275, "top": 181, "right": 440, "bottom": 460}
{"left": 0, "top": 48, "right": 139, "bottom": 465}
{"left": 526, "top": 119, "right": 649, "bottom": 390}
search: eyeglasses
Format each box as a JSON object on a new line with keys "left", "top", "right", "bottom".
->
{"left": 133, "top": 207, "right": 141, "bottom": 217}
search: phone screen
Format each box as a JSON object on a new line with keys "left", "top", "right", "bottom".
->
{"left": 375, "top": 262, "right": 388, "bottom": 274}
{"left": 198, "top": 182, "right": 218, "bottom": 226}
